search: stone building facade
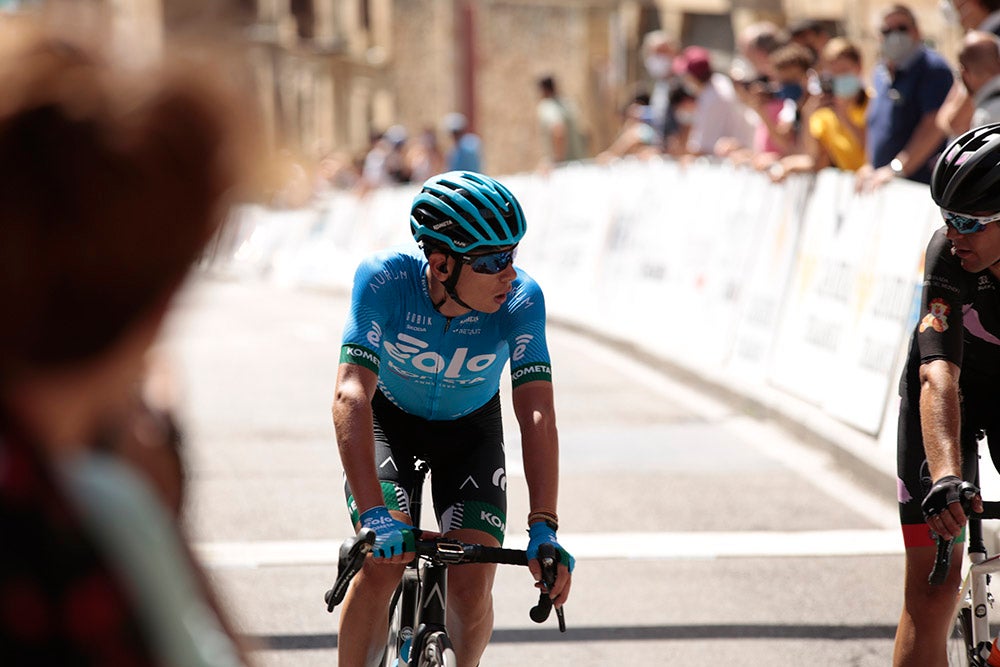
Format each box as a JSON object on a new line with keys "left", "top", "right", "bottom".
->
{"left": 12, "top": 0, "right": 968, "bottom": 177}
{"left": 223, "top": 0, "right": 968, "bottom": 177}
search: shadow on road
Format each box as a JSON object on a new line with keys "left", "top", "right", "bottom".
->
{"left": 249, "top": 623, "right": 898, "bottom": 650}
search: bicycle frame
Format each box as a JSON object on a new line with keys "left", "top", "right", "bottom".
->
{"left": 953, "top": 502, "right": 1000, "bottom": 662}
{"left": 386, "top": 460, "right": 449, "bottom": 665}
{"left": 325, "top": 459, "right": 563, "bottom": 666}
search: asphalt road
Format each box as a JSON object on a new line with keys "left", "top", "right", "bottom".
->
{"left": 159, "top": 276, "right": 906, "bottom": 666}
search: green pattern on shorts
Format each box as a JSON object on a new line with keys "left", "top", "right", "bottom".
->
{"left": 456, "top": 500, "right": 506, "bottom": 545}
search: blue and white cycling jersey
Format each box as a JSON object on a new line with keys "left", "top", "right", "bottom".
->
{"left": 340, "top": 245, "right": 552, "bottom": 420}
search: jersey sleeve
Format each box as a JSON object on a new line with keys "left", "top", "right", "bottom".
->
{"left": 916, "top": 228, "right": 967, "bottom": 368}
{"left": 504, "top": 275, "right": 553, "bottom": 388}
{"left": 339, "top": 254, "right": 392, "bottom": 375}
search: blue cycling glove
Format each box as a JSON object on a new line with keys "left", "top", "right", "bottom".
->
{"left": 526, "top": 522, "right": 575, "bottom": 573}
{"left": 359, "top": 506, "right": 414, "bottom": 559}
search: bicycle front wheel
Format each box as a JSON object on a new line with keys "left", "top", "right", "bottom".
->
{"left": 416, "top": 630, "right": 457, "bottom": 667}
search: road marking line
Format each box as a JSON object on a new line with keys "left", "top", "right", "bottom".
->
{"left": 194, "top": 529, "right": 902, "bottom": 569}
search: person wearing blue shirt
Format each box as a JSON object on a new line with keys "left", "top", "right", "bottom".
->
{"left": 332, "top": 171, "right": 573, "bottom": 667}
{"left": 443, "top": 112, "right": 483, "bottom": 173}
{"left": 857, "top": 4, "right": 953, "bottom": 191}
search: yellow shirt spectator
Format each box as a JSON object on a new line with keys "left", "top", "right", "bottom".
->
{"left": 808, "top": 97, "right": 868, "bottom": 171}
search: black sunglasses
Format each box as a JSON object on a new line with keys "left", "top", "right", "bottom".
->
{"left": 459, "top": 247, "right": 517, "bottom": 274}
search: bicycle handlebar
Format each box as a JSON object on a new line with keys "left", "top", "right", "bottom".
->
{"left": 409, "top": 529, "right": 528, "bottom": 566}
{"left": 323, "top": 528, "right": 566, "bottom": 630}
{"left": 928, "top": 487, "right": 984, "bottom": 586}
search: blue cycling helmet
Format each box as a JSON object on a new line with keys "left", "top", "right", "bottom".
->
{"left": 410, "top": 171, "right": 526, "bottom": 253}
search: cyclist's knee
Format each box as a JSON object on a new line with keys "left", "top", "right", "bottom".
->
{"left": 354, "top": 559, "right": 406, "bottom": 596}
{"left": 901, "top": 547, "right": 962, "bottom": 607}
{"left": 448, "top": 564, "right": 496, "bottom": 612}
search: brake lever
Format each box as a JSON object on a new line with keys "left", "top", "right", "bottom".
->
{"left": 324, "top": 528, "right": 376, "bottom": 612}
{"left": 529, "top": 543, "right": 566, "bottom": 632}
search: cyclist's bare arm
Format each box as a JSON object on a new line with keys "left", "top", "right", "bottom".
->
{"left": 918, "top": 359, "right": 963, "bottom": 483}
{"left": 918, "top": 359, "right": 982, "bottom": 537}
{"left": 333, "top": 362, "right": 385, "bottom": 518}
{"left": 512, "top": 380, "right": 571, "bottom": 604}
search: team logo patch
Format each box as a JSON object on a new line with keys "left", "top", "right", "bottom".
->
{"left": 919, "top": 298, "right": 950, "bottom": 333}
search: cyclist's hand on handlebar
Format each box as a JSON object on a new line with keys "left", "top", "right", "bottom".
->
{"left": 526, "top": 522, "right": 574, "bottom": 607}
{"left": 358, "top": 506, "right": 415, "bottom": 562}
{"left": 921, "top": 475, "right": 982, "bottom": 540}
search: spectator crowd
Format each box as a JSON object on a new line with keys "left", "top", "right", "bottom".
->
{"left": 296, "top": 1, "right": 1000, "bottom": 205}
{"left": 602, "top": 1, "right": 1000, "bottom": 195}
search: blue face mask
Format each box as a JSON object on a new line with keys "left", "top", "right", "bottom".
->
{"left": 777, "top": 82, "right": 803, "bottom": 101}
{"left": 832, "top": 74, "right": 862, "bottom": 99}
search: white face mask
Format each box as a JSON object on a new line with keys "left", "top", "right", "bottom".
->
{"left": 645, "top": 55, "right": 673, "bottom": 79}
{"left": 882, "top": 31, "right": 917, "bottom": 65}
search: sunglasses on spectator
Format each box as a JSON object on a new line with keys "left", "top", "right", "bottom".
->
{"left": 880, "top": 25, "right": 911, "bottom": 35}
{"left": 460, "top": 247, "right": 517, "bottom": 274}
{"left": 941, "top": 208, "right": 1000, "bottom": 234}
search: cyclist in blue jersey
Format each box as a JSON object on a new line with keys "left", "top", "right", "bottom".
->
{"left": 894, "top": 124, "right": 1000, "bottom": 665}
{"left": 332, "top": 171, "right": 574, "bottom": 667}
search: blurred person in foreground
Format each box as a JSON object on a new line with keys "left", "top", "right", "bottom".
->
{"left": 0, "top": 26, "right": 254, "bottom": 667}
{"left": 856, "top": 4, "right": 952, "bottom": 192}
{"left": 769, "top": 38, "right": 869, "bottom": 182}
{"left": 893, "top": 122, "right": 1000, "bottom": 666}
{"left": 937, "top": 0, "right": 1000, "bottom": 137}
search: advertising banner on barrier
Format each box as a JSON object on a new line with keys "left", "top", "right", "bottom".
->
{"left": 768, "top": 171, "right": 871, "bottom": 412}
{"left": 768, "top": 171, "right": 939, "bottom": 434}
{"left": 820, "top": 179, "right": 942, "bottom": 433}
{"left": 725, "top": 172, "right": 810, "bottom": 383}
{"left": 516, "top": 164, "right": 613, "bottom": 325}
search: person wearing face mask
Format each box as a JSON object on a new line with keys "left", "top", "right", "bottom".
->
{"left": 747, "top": 42, "right": 815, "bottom": 171}
{"left": 856, "top": 4, "right": 953, "bottom": 192}
{"left": 640, "top": 29, "right": 680, "bottom": 144}
{"left": 937, "top": 0, "right": 1000, "bottom": 137}
{"left": 768, "top": 38, "right": 869, "bottom": 182}
{"left": 673, "top": 45, "right": 754, "bottom": 157}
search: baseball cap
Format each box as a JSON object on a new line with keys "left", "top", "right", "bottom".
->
{"left": 672, "top": 46, "right": 712, "bottom": 82}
